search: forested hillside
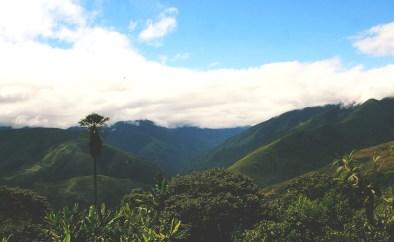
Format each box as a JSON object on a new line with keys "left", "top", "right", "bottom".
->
{"left": 2, "top": 98, "right": 394, "bottom": 241}
{"left": 103, "top": 120, "right": 246, "bottom": 174}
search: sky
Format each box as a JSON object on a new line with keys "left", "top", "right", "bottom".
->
{"left": 0, "top": 0, "right": 394, "bottom": 128}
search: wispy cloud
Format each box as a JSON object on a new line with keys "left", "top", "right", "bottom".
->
{"left": 138, "top": 7, "right": 178, "bottom": 42}
{"left": 208, "top": 62, "right": 221, "bottom": 68}
{"left": 0, "top": 1, "right": 393, "bottom": 128}
{"left": 352, "top": 22, "right": 394, "bottom": 57}
{"left": 128, "top": 20, "right": 138, "bottom": 32}
{"left": 159, "top": 52, "right": 191, "bottom": 64}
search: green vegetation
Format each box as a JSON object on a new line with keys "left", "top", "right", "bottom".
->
{"left": 0, "top": 128, "right": 76, "bottom": 178}
{"left": 104, "top": 120, "right": 246, "bottom": 174}
{"left": 1, "top": 183, "right": 187, "bottom": 242}
{"left": 199, "top": 104, "right": 339, "bottom": 169}
{"left": 158, "top": 169, "right": 261, "bottom": 241}
{"left": 1, "top": 139, "right": 160, "bottom": 207}
{"left": 232, "top": 141, "right": 394, "bottom": 242}
{"left": 2, "top": 97, "right": 394, "bottom": 241}
{"left": 0, "top": 186, "right": 49, "bottom": 241}
{"left": 43, "top": 203, "right": 185, "bottom": 242}
{"left": 228, "top": 97, "right": 394, "bottom": 186}
{"left": 3, "top": 147, "right": 394, "bottom": 241}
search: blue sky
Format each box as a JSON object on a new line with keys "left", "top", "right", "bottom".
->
{"left": 83, "top": 0, "right": 394, "bottom": 69}
{"left": 0, "top": 0, "right": 393, "bottom": 128}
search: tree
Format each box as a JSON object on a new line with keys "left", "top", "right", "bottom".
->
{"left": 163, "top": 169, "right": 261, "bottom": 242}
{"left": 79, "top": 113, "right": 109, "bottom": 208}
{"left": 0, "top": 186, "right": 49, "bottom": 242}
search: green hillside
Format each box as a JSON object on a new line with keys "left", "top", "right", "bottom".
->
{"left": 0, "top": 128, "right": 76, "bottom": 177}
{"left": 103, "top": 120, "right": 246, "bottom": 174}
{"left": 229, "top": 97, "right": 394, "bottom": 186}
{"left": 0, "top": 128, "right": 161, "bottom": 207}
{"left": 198, "top": 104, "right": 347, "bottom": 169}
{"left": 263, "top": 139, "right": 394, "bottom": 194}
{"left": 31, "top": 175, "right": 144, "bottom": 208}
{"left": 6, "top": 140, "right": 159, "bottom": 182}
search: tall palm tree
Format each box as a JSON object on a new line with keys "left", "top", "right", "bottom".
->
{"left": 79, "top": 113, "right": 109, "bottom": 208}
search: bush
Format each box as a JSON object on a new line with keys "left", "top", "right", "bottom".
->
{"left": 0, "top": 186, "right": 49, "bottom": 242}
{"left": 163, "top": 169, "right": 262, "bottom": 242}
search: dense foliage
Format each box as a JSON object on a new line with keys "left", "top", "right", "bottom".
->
{"left": 0, "top": 186, "right": 49, "bottom": 242}
{"left": 234, "top": 151, "right": 394, "bottom": 242}
{"left": 43, "top": 203, "right": 185, "bottom": 242}
{"left": 124, "top": 169, "right": 262, "bottom": 242}
{"left": 2, "top": 155, "right": 394, "bottom": 241}
{"left": 166, "top": 169, "right": 262, "bottom": 242}
{"left": 1, "top": 184, "right": 187, "bottom": 242}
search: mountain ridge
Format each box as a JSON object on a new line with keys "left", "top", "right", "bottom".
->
{"left": 227, "top": 97, "right": 394, "bottom": 186}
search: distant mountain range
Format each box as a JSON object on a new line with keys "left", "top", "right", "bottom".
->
{"left": 102, "top": 120, "right": 246, "bottom": 174}
{"left": 1, "top": 97, "right": 394, "bottom": 206}
{"left": 0, "top": 122, "right": 245, "bottom": 206}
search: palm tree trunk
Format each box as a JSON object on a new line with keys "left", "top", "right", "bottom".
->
{"left": 94, "top": 156, "right": 97, "bottom": 208}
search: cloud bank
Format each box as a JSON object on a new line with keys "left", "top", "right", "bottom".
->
{"left": 0, "top": 0, "right": 394, "bottom": 128}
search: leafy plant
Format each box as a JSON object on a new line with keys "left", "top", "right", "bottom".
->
{"left": 333, "top": 152, "right": 381, "bottom": 224}
{"left": 1, "top": 235, "right": 11, "bottom": 242}
{"left": 42, "top": 177, "right": 187, "bottom": 242}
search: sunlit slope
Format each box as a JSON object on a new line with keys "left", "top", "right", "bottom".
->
{"left": 32, "top": 175, "right": 144, "bottom": 208}
{"left": 0, "top": 128, "right": 77, "bottom": 177}
{"left": 9, "top": 140, "right": 160, "bottom": 184}
{"left": 0, "top": 128, "right": 161, "bottom": 206}
{"left": 264, "top": 139, "right": 394, "bottom": 195}
{"left": 352, "top": 140, "right": 394, "bottom": 186}
{"left": 229, "top": 98, "right": 394, "bottom": 186}
{"left": 198, "top": 104, "right": 351, "bottom": 169}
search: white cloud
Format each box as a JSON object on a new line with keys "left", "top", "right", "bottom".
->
{"left": 0, "top": 0, "right": 87, "bottom": 42}
{"left": 352, "top": 22, "right": 394, "bottom": 56}
{"left": 0, "top": 1, "right": 394, "bottom": 128}
{"left": 138, "top": 7, "right": 178, "bottom": 42}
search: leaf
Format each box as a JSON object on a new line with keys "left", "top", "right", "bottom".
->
{"left": 172, "top": 220, "right": 181, "bottom": 234}
{"left": 336, "top": 166, "right": 343, "bottom": 173}
{"left": 62, "top": 232, "right": 71, "bottom": 242}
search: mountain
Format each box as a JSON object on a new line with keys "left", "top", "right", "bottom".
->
{"left": 226, "top": 97, "right": 394, "bottom": 186}
{"left": 103, "top": 120, "right": 246, "bottom": 174}
{"left": 0, "top": 128, "right": 160, "bottom": 207}
{"left": 0, "top": 128, "right": 77, "bottom": 177}
{"left": 0, "top": 122, "right": 245, "bottom": 206}
{"left": 197, "top": 104, "right": 344, "bottom": 169}
{"left": 264, "top": 138, "right": 394, "bottom": 195}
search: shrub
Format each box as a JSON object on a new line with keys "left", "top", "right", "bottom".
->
{"left": 0, "top": 186, "right": 49, "bottom": 242}
{"left": 163, "top": 169, "right": 262, "bottom": 242}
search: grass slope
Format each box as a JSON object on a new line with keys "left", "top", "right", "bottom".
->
{"left": 0, "top": 128, "right": 161, "bottom": 207}
{"left": 0, "top": 128, "right": 76, "bottom": 177}
{"left": 229, "top": 97, "right": 394, "bottom": 186}
{"left": 33, "top": 175, "right": 144, "bottom": 208}
{"left": 264, "top": 139, "right": 394, "bottom": 194}
{"left": 198, "top": 104, "right": 346, "bottom": 169}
